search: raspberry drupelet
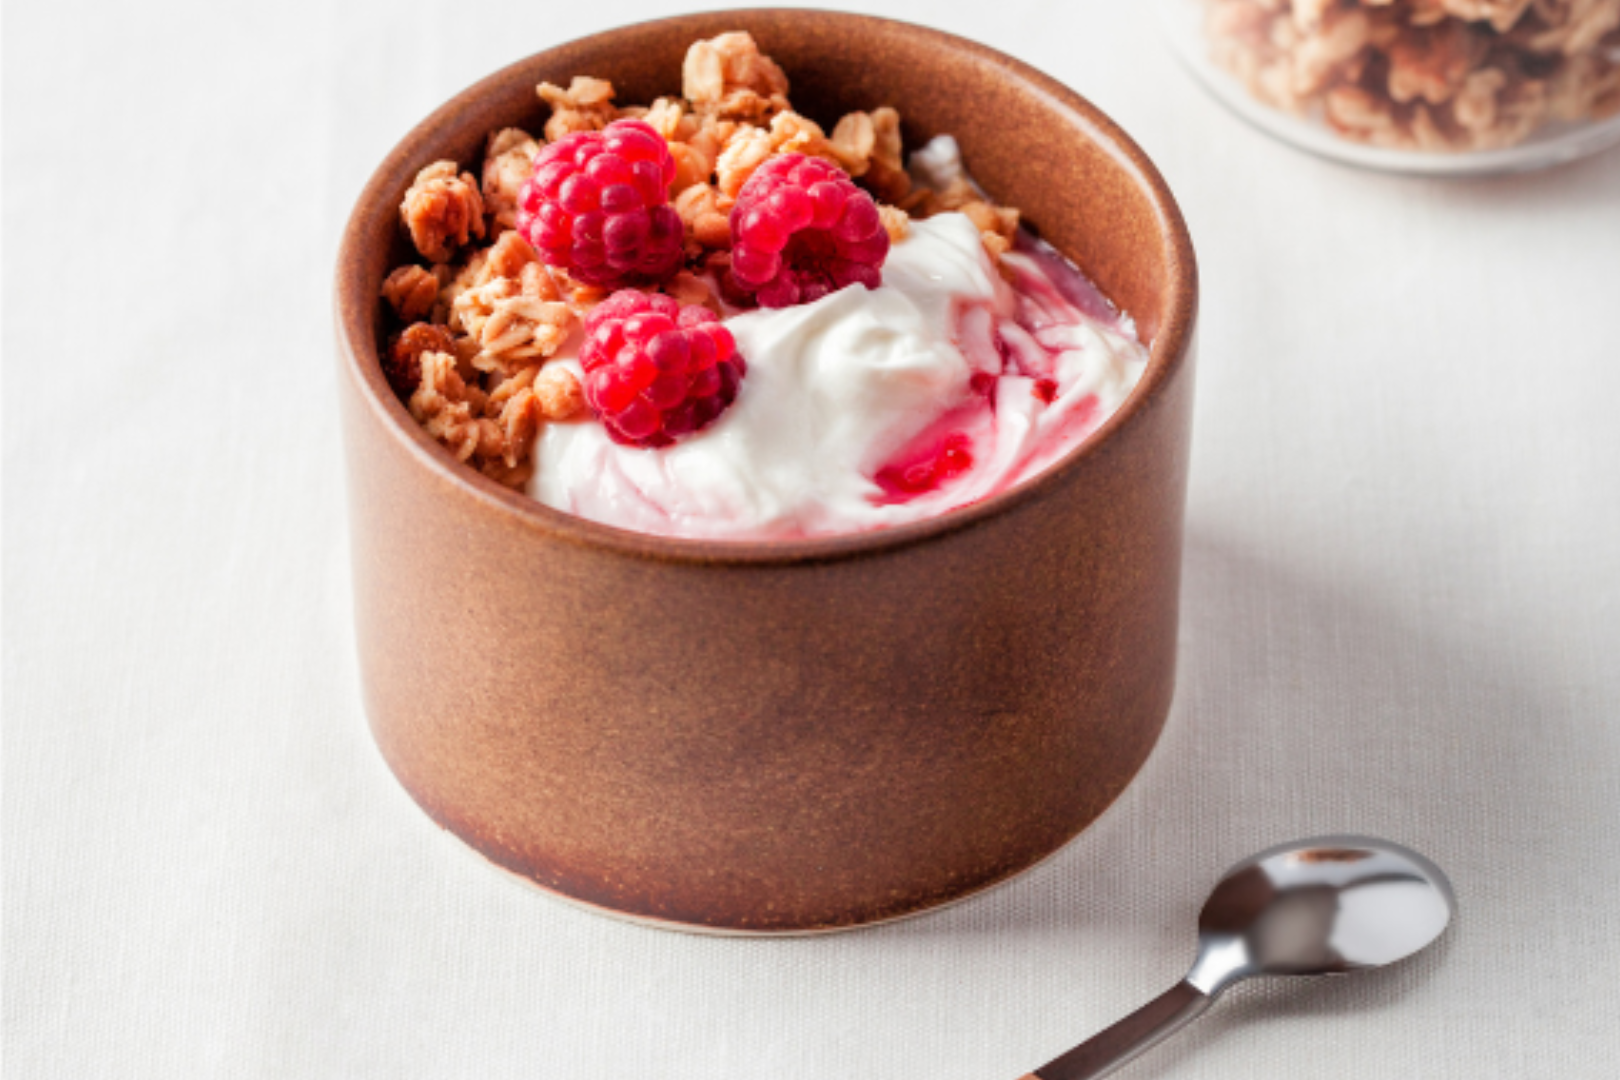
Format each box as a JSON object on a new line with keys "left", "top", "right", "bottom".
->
{"left": 516, "top": 119, "right": 684, "bottom": 288}
{"left": 580, "top": 291, "right": 747, "bottom": 448}
{"left": 727, "top": 153, "right": 891, "bottom": 308}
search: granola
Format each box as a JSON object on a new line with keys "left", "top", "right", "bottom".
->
{"left": 1203, "top": 0, "right": 1620, "bottom": 151}
{"left": 481, "top": 128, "right": 542, "bottom": 232}
{"left": 400, "top": 161, "right": 485, "bottom": 262}
{"left": 408, "top": 350, "right": 502, "bottom": 463}
{"left": 536, "top": 76, "right": 617, "bottom": 141}
{"left": 379, "top": 31, "right": 1025, "bottom": 487}
{"left": 380, "top": 265, "right": 440, "bottom": 323}
{"left": 682, "top": 31, "right": 791, "bottom": 122}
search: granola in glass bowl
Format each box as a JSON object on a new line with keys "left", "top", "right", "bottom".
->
{"left": 1160, "top": 0, "right": 1620, "bottom": 173}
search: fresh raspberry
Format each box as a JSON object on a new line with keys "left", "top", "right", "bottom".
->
{"left": 580, "top": 291, "right": 746, "bottom": 448}
{"left": 727, "top": 154, "right": 890, "bottom": 308}
{"left": 515, "top": 119, "right": 683, "bottom": 288}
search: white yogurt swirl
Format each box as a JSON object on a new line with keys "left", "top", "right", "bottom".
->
{"left": 529, "top": 212, "right": 1148, "bottom": 540}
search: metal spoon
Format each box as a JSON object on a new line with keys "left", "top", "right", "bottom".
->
{"left": 1022, "top": 836, "right": 1455, "bottom": 1080}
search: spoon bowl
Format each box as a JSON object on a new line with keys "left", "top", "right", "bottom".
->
{"left": 1027, "top": 836, "right": 1455, "bottom": 1080}
{"left": 1188, "top": 836, "right": 1456, "bottom": 993}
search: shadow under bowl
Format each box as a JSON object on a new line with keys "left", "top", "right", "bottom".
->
{"left": 334, "top": 9, "right": 1198, "bottom": 933}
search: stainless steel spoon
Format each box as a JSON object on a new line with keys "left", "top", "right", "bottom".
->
{"left": 1022, "top": 836, "right": 1455, "bottom": 1080}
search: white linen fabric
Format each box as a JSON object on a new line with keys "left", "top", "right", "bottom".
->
{"left": 5, "top": 1, "right": 1618, "bottom": 1076}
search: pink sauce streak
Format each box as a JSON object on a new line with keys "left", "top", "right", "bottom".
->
{"left": 866, "top": 231, "right": 1133, "bottom": 512}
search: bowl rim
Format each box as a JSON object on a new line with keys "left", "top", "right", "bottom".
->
{"left": 334, "top": 8, "right": 1198, "bottom": 567}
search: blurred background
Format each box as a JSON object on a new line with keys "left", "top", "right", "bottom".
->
{"left": 5, "top": 1, "right": 1618, "bottom": 1076}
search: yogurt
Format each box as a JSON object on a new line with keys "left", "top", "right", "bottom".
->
{"left": 529, "top": 212, "right": 1148, "bottom": 539}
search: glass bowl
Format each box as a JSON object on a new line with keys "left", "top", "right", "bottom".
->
{"left": 1156, "top": 0, "right": 1620, "bottom": 176}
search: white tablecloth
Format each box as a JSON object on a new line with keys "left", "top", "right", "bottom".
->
{"left": 6, "top": 1, "right": 1619, "bottom": 1076}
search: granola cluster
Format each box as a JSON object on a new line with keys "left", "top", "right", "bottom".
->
{"left": 1204, "top": 0, "right": 1620, "bottom": 150}
{"left": 380, "top": 31, "right": 1021, "bottom": 486}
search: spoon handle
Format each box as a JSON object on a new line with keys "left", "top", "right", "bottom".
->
{"left": 1025, "top": 979, "right": 1214, "bottom": 1080}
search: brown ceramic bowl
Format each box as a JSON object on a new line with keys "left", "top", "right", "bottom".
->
{"left": 334, "top": 11, "right": 1197, "bottom": 933}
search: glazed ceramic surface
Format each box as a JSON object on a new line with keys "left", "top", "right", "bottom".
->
{"left": 334, "top": 10, "right": 1198, "bottom": 932}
